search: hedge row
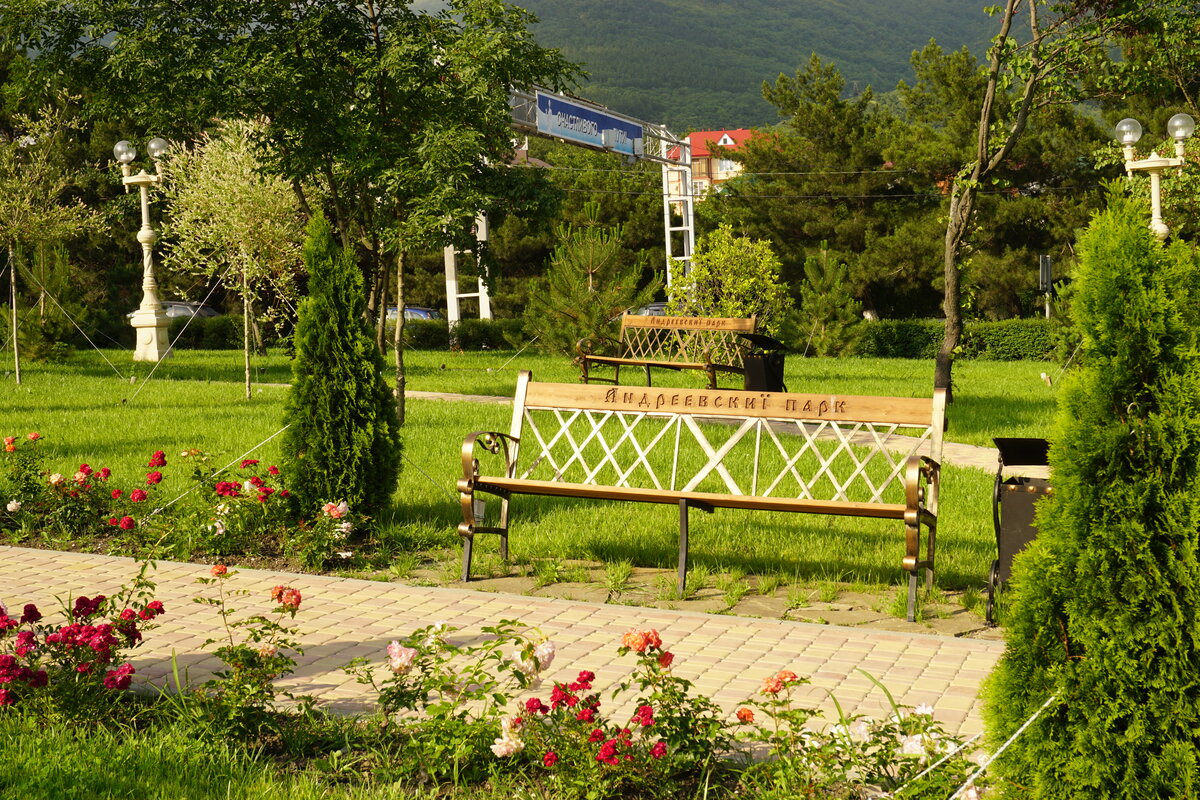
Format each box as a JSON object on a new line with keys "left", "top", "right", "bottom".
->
{"left": 398, "top": 318, "right": 528, "bottom": 351}
{"left": 854, "top": 318, "right": 1055, "bottom": 361}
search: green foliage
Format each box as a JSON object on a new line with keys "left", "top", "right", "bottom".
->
{"left": 666, "top": 225, "right": 793, "bottom": 337}
{"left": 526, "top": 202, "right": 660, "bottom": 356}
{"left": 193, "top": 568, "right": 305, "bottom": 737}
{"left": 983, "top": 193, "right": 1200, "bottom": 797}
{"left": 168, "top": 315, "right": 241, "bottom": 350}
{"left": 797, "top": 246, "right": 862, "bottom": 356}
{"left": 855, "top": 318, "right": 1054, "bottom": 360}
{"left": 281, "top": 213, "right": 401, "bottom": 519}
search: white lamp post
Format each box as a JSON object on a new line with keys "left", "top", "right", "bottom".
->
{"left": 1116, "top": 113, "right": 1195, "bottom": 241}
{"left": 115, "top": 137, "right": 171, "bottom": 361}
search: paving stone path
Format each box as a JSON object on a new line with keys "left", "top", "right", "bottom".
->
{"left": 0, "top": 545, "right": 1004, "bottom": 738}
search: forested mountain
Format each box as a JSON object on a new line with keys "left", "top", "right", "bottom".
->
{"left": 512, "top": 0, "right": 998, "bottom": 130}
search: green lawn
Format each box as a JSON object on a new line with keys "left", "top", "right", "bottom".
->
{"left": 0, "top": 348, "right": 1060, "bottom": 603}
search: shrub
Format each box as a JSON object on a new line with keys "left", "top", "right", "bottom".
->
{"left": 280, "top": 213, "right": 401, "bottom": 518}
{"left": 666, "top": 225, "right": 794, "bottom": 338}
{"left": 983, "top": 194, "right": 1200, "bottom": 797}
{"left": 855, "top": 319, "right": 943, "bottom": 359}
{"left": 0, "top": 561, "right": 163, "bottom": 719}
{"left": 856, "top": 318, "right": 1055, "bottom": 360}
{"left": 193, "top": 566, "right": 305, "bottom": 736}
{"left": 167, "top": 315, "right": 241, "bottom": 350}
{"left": 962, "top": 318, "right": 1055, "bottom": 361}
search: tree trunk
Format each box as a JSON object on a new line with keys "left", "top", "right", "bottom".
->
{"left": 9, "top": 244, "right": 19, "bottom": 385}
{"left": 375, "top": 249, "right": 388, "bottom": 355}
{"left": 243, "top": 269, "right": 251, "bottom": 401}
{"left": 394, "top": 250, "right": 406, "bottom": 425}
{"left": 936, "top": 189, "right": 974, "bottom": 398}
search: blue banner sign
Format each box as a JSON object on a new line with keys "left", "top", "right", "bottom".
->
{"left": 536, "top": 91, "right": 643, "bottom": 156}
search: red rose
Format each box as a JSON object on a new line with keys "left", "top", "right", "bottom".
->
{"left": 130, "top": 489, "right": 147, "bottom": 503}
{"left": 145, "top": 471, "right": 162, "bottom": 485}
{"left": 542, "top": 752, "right": 558, "bottom": 768}
{"left": 211, "top": 564, "right": 228, "bottom": 577}
{"left": 241, "top": 459, "right": 259, "bottom": 468}
{"left": 118, "top": 516, "right": 136, "bottom": 530}
{"left": 267, "top": 465, "right": 280, "bottom": 476}
{"left": 111, "top": 489, "right": 123, "bottom": 499}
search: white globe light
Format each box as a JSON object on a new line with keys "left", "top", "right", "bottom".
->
{"left": 147, "top": 137, "right": 169, "bottom": 159}
{"left": 113, "top": 140, "right": 137, "bottom": 164}
{"left": 1115, "top": 118, "right": 1143, "bottom": 146}
{"left": 1168, "top": 113, "right": 1195, "bottom": 142}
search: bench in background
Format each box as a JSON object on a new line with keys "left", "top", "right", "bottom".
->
{"left": 576, "top": 314, "right": 756, "bottom": 389}
{"left": 457, "top": 371, "right": 946, "bottom": 621}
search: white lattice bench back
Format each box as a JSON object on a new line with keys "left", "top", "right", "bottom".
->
{"left": 458, "top": 371, "right": 946, "bottom": 621}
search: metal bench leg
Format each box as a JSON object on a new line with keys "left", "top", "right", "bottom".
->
{"left": 498, "top": 497, "right": 510, "bottom": 562}
{"left": 645, "top": 364, "right": 653, "bottom": 386}
{"left": 677, "top": 499, "right": 689, "bottom": 599}
{"left": 907, "top": 572, "right": 917, "bottom": 622}
{"left": 461, "top": 534, "right": 475, "bottom": 583}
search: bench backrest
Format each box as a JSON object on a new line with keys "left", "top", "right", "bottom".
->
{"left": 618, "top": 314, "right": 756, "bottom": 368}
{"left": 507, "top": 371, "right": 945, "bottom": 505}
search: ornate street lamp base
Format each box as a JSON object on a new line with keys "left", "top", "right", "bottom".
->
{"left": 130, "top": 312, "right": 172, "bottom": 362}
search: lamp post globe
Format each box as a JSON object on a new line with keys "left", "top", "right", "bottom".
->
{"left": 1116, "top": 115, "right": 1191, "bottom": 242}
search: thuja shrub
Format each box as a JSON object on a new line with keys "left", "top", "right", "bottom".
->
{"left": 280, "top": 212, "right": 401, "bottom": 518}
{"left": 983, "top": 194, "right": 1200, "bottom": 797}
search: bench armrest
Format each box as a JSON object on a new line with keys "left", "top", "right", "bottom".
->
{"left": 576, "top": 335, "right": 621, "bottom": 360}
{"left": 902, "top": 454, "right": 940, "bottom": 573}
{"left": 459, "top": 431, "right": 520, "bottom": 492}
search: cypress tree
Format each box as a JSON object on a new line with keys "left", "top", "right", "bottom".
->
{"left": 983, "top": 192, "right": 1200, "bottom": 797}
{"left": 281, "top": 212, "right": 401, "bottom": 518}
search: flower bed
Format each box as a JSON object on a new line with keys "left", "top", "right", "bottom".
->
{"left": 1, "top": 432, "right": 360, "bottom": 569}
{"left": 0, "top": 561, "right": 987, "bottom": 798}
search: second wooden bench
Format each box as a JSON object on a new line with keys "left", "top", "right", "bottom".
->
{"left": 576, "top": 313, "right": 756, "bottom": 389}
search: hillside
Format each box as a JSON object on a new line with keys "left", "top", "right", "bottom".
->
{"left": 513, "top": 0, "right": 997, "bottom": 130}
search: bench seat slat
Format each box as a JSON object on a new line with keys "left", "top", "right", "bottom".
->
{"left": 473, "top": 477, "right": 909, "bottom": 519}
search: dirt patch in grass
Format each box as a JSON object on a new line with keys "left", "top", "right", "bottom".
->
{"left": 352, "top": 555, "right": 1005, "bottom": 641}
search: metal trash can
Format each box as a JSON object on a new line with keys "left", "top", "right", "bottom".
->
{"left": 739, "top": 333, "right": 787, "bottom": 392}
{"left": 987, "top": 437, "right": 1051, "bottom": 626}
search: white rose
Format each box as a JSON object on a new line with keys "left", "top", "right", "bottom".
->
{"left": 5, "top": 500, "right": 20, "bottom": 513}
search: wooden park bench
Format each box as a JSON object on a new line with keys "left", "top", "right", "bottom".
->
{"left": 576, "top": 314, "right": 757, "bottom": 389}
{"left": 457, "top": 371, "right": 947, "bottom": 621}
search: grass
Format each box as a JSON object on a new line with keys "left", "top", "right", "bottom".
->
{"left": 0, "top": 712, "right": 450, "bottom": 800}
{"left": 42, "top": 346, "right": 1058, "bottom": 447}
{"left": 0, "top": 348, "right": 1051, "bottom": 611}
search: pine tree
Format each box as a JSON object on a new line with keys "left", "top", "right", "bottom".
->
{"left": 527, "top": 202, "right": 660, "bottom": 356}
{"left": 281, "top": 213, "right": 401, "bottom": 519}
{"left": 798, "top": 245, "right": 862, "bottom": 356}
{"left": 983, "top": 192, "right": 1200, "bottom": 798}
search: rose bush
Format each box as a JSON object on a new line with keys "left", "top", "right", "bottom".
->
{"left": 0, "top": 560, "right": 163, "bottom": 719}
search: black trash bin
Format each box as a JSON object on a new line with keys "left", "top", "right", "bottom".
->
{"left": 739, "top": 333, "right": 787, "bottom": 392}
{"left": 987, "top": 437, "right": 1051, "bottom": 626}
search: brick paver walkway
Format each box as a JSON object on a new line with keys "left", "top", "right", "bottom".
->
{"left": 0, "top": 545, "right": 1004, "bottom": 737}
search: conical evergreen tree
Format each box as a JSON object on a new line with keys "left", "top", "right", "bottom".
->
{"left": 983, "top": 192, "right": 1200, "bottom": 797}
{"left": 281, "top": 212, "right": 401, "bottom": 519}
{"left": 526, "top": 202, "right": 659, "bottom": 356}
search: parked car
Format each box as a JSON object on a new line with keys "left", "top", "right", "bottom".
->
{"left": 385, "top": 306, "right": 445, "bottom": 321}
{"left": 127, "top": 301, "right": 221, "bottom": 319}
{"left": 630, "top": 301, "right": 669, "bottom": 316}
